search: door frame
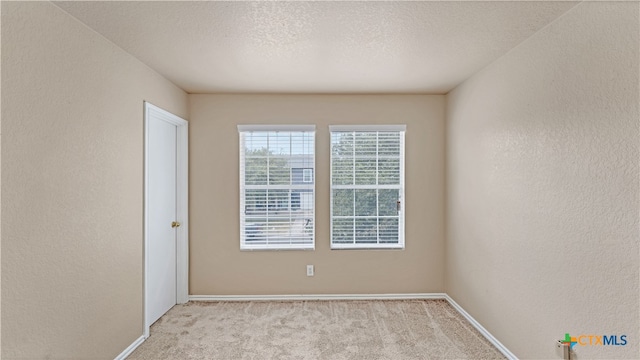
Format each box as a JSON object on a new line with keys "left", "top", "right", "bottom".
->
{"left": 143, "top": 101, "right": 189, "bottom": 338}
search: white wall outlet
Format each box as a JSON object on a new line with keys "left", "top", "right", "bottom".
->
{"left": 306, "top": 265, "right": 314, "bottom": 277}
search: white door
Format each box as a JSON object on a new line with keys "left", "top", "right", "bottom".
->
{"left": 147, "top": 110, "right": 178, "bottom": 327}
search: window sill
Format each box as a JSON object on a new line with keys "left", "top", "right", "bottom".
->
{"left": 240, "top": 244, "right": 315, "bottom": 251}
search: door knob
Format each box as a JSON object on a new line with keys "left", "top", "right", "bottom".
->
{"left": 171, "top": 221, "right": 181, "bottom": 228}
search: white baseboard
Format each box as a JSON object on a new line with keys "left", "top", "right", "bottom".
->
{"left": 189, "top": 293, "right": 447, "bottom": 302}
{"left": 114, "top": 335, "right": 145, "bottom": 360}
{"left": 444, "top": 294, "right": 518, "bottom": 360}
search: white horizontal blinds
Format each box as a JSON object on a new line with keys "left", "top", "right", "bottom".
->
{"left": 330, "top": 126, "right": 405, "bottom": 249}
{"left": 239, "top": 126, "right": 315, "bottom": 250}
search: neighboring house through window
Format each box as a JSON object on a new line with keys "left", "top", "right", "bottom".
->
{"left": 302, "top": 168, "right": 313, "bottom": 183}
{"left": 330, "top": 125, "right": 405, "bottom": 249}
{"left": 238, "top": 125, "right": 315, "bottom": 250}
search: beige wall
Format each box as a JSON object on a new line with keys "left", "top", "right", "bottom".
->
{"left": 0, "top": 3, "right": 3, "bottom": 355}
{"left": 189, "top": 94, "right": 444, "bottom": 295}
{"left": 446, "top": 2, "right": 639, "bottom": 359}
{"left": 1, "top": 2, "right": 187, "bottom": 358}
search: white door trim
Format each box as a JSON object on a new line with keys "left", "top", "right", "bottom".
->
{"left": 144, "top": 101, "right": 189, "bottom": 338}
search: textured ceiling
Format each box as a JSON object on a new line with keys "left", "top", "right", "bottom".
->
{"left": 53, "top": 1, "right": 578, "bottom": 94}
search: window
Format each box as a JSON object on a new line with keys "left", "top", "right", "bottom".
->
{"left": 238, "top": 125, "right": 315, "bottom": 250}
{"left": 330, "top": 125, "right": 405, "bottom": 249}
{"left": 302, "top": 169, "right": 313, "bottom": 183}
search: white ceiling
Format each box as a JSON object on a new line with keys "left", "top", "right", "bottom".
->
{"left": 53, "top": 1, "right": 578, "bottom": 94}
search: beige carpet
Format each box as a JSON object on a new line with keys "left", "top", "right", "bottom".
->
{"left": 129, "top": 300, "right": 505, "bottom": 359}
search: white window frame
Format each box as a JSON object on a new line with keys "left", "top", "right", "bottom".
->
{"left": 302, "top": 169, "right": 313, "bottom": 183}
{"left": 238, "top": 125, "right": 315, "bottom": 250}
{"left": 329, "top": 125, "right": 406, "bottom": 249}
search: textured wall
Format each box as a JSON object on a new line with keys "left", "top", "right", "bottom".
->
{"left": 446, "top": 2, "right": 639, "bottom": 359}
{"left": 1, "top": 2, "right": 187, "bottom": 358}
{"left": 0, "top": 3, "right": 3, "bottom": 354}
{"left": 189, "top": 94, "right": 445, "bottom": 295}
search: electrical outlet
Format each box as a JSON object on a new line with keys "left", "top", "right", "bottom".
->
{"left": 306, "top": 265, "right": 314, "bottom": 277}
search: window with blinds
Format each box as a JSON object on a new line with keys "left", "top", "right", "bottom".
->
{"left": 238, "top": 125, "right": 315, "bottom": 250}
{"left": 330, "top": 125, "right": 405, "bottom": 249}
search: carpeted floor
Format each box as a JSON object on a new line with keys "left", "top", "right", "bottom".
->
{"left": 128, "top": 299, "right": 505, "bottom": 359}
